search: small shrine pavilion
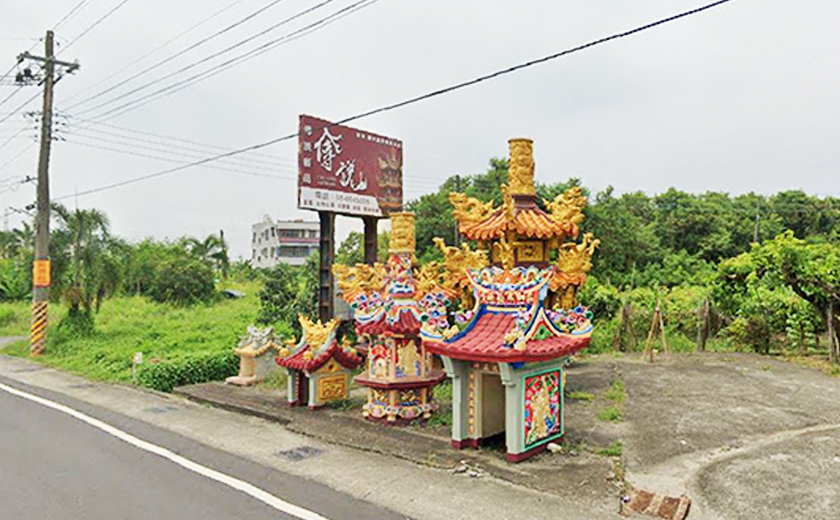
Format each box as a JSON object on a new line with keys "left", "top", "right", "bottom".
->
{"left": 275, "top": 315, "right": 363, "bottom": 409}
{"left": 333, "top": 212, "right": 447, "bottom": 422}
{"left": 420, "top": 137, "right": 598, "bottom": 461}
{"left": 225, "top": 325, "right": 281, "bottom": 386}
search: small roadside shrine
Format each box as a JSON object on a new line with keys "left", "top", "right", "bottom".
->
{"left": 420, "top": 137, "right": 599, "bottom": 462}
{"left": 275, "top": 315, "right": 363, "bottom": 409}
{"left": 333, "top": 212, "right": 447, "bottom": 422}
{"left": 225, "top": 325, "right": 280, "bottom": 386}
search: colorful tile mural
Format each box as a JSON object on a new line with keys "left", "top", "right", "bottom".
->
{"left": 523, "top": 370, "right": 562, "bottom": 449}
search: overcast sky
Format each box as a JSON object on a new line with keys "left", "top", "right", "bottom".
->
{"left": 1, "top": 0, "right": 838, "bottom": 258}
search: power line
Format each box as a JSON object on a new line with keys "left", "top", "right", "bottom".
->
{"left": 0, "top": 142, "right": 36, "bottom": 171}
{"left": 72, "top": 124, "right": 293, "bottom": 168}
{"left": 0, "top": 86, "right": 24, "bottom": 112}
{"left": 68, "top": 129, "right": 297, "bottom": 174}
{"left": 62, "top": 138, "right": 296, "bottom": 186}
{"left": 70, "top": 117, "right": 292, "bottom": 162}
{"left": 0, "top": 91, "right": 42, "bottom": 127}
{"left": 0, "top": 127, "right": 32, "bottom": 153}
{"left": 71, "top": 0, "right": 340, "bottom": 117}
{"left": 61, "top": 0, "right": 252, "bottom": 105}
{"left": 65, "top": 0, "right": 291, "bottom": 110}
{"left": 75, "top": 0, "right": 378, "bottom": 122}
{"left": 53, "top": 0, "right": 94, "bottom": 31}
{"left": 59, "top": 0, "right": 739, "bottom": 200}
{"left": 59, "top": 0, "right": 133, "bottom": 55}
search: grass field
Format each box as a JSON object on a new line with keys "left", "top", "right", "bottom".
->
{"left": 0, "top": 301, "right": 34, "bottom": 337}
{"left": 0, "top": 281, "right": 282, "bottom": 385}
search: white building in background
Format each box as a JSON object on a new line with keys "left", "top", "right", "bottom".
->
{"left": 251, "top": 216, "right": 319, "bottom": 268}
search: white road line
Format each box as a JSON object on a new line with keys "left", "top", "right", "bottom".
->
{"left": 0, "top": 381, "right": 332, "bottom": 520}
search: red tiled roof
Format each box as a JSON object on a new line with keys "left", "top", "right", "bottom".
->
{"left": 424, "top": 310, "right": 590, "bottom": 363}
{"left": 355, "top": 309, "right": 422, "bottom": 336}
{"left": 276, "top": 340, "right": 363, "bottom": 372}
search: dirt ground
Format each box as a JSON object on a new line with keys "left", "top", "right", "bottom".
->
{"left": 180, "top": 351, "right": 840, "bottom": 520}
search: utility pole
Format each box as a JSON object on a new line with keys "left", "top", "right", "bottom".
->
{"left": 17, "top": 30, "right": 79, "bottom": 356}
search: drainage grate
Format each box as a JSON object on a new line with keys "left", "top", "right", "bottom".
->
{"left": 13, "top": 367, "right": 44, "bottom": 373}
{"left": 274, "top": 446, "right": 324, "bottom": 462}
{"left": 143, "top": 405, "right": 179, "bottom": 414}
{"left": 67, "top": 383, "right": 96, "bottom": 389}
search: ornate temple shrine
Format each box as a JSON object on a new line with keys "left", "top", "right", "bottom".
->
{"left": 420, "top": 137, "right": 599, "bottom": 462}
{"left": 333, "top": 212, "right": 447, "bottom": 422}
{"left": 275, "top": 315, "right": 363, "bottom": 408}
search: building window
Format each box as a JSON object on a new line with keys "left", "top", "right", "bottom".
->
{"left": 278, "top": 245, "right": 314, "bottom": 258}
{"left": 271, "top": 228, "right": 276, "bottom": 237}
{"left": 309, "top": 230, "right": 318, "bottom": 238}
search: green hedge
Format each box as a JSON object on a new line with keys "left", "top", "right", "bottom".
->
{"left": 136, "top": 350, "right": 238, "bottom": 392}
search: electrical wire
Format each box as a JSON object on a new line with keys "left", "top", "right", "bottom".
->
{"left": 63, "top": 137, "right": 297, "bottom": 182}
{"left": 59, "top": 0, "right": 739, "bottom": 200}
{"left": 61, "top": 0, "right": 252, "bottom": 105}
{"left": 72, "top": 125, "right": 293, "bottom": 168}
{"left": 75, "top": 0, "right": 376, "bottom": 122}
{"left": 59, "top": 0, "right": 134, "bottom": 55}
{"left": 68, "top": 128, "right": 297, "bottom": 174}
{"left": 0, "top": 142, "right": 36, "bottom": 171}
{"left": 53, "top": 0, "right": 94, "bottom": 31}
{"left": 70, "top": 117, "right": 292, "bottom": 162}
{"left": 65, "top": 0, "right": 291, "bottom": 110}
{"left": 0, "top": 127, "right": 31, "bottom": 153}
{"left": 71, "top": 0, "right": 339, "bottom": 117}
{"left": 0, "top": 87, "right": 24, "bottom": 112}
{"left": 0, "top": 91, "right": 41, "bottom": 127}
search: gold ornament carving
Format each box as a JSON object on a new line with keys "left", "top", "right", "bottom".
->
{"left": 507, "top": 138, "right": 536, "bottom": 196}
{"left": 552, "top": 232, "right": 600, "bottom": 308}
{"left": 544, "top": 186, "right": 587, "bottom": 230}
{"left": 299, "top": 315, "right": 339, "bottom": 348}
{"left": 500, "top": 184, "right": 515, "bottom": 221}
{"left": 396, "top": 340, "right": 423, "bottom": 376}
{"left": 449, "top": 192, "right": 497, "bottom": 226}
{"left": 318, "top": 374, "right": 347, "bottom": 402}
{"left": 389, "top": 212, "right": 416, "bottom": 254}
{"left": 333, "top": 263, "right": 387, "bottom": 296}
{"left": 492, "top": 235, "right": 516, "bottom": 271}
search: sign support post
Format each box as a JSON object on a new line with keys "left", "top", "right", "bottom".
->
{"left": 318, "top": 211, "right": 335, "bottom": 323}
{"left": 363, "top": 216, "right": 378, "bottom": 265}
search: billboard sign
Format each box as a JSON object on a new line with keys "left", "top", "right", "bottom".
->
{"left": 298, "top": 115, "right": 403, "bottom": 217}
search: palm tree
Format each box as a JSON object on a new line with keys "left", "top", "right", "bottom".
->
{"left": 51, "top": 204, "right": 122, "bottom": 330}
{"left": 183, "top": 232, "right": 229, "bottom": 279}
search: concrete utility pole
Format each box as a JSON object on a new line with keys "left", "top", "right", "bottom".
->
{"left": 18, "top": 30, "right": 79, "bottom": 356}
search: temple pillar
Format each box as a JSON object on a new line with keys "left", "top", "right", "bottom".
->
{"left": 442, "top": 357, "right": 471, "bottom": 448}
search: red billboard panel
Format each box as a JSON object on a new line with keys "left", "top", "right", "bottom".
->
{"left": 298, "top": 115, "right": 403, "bottom": 217}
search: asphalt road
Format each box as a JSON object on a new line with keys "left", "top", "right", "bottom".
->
{"left": 0, "top": 376, "right": 404, "bottom": 520}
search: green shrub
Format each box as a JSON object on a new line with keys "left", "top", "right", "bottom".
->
{"left": 0, "top": 258, "right": 31, "bottom": 301}
{"left": 149, "top": 257, "right": 216, "bottom": 305}
{"left": 136, "top": 350, "right": 238, "bottom": 392}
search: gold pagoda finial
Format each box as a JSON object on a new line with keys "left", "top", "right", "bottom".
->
{"left": 507, "top": 138, "right": 535, "bottom": 197}
{"left": 389, "top": 212, "right": 416, "bottom": 254}
{"left": 299, "top": 315, "right": 339, "bottom": 348}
